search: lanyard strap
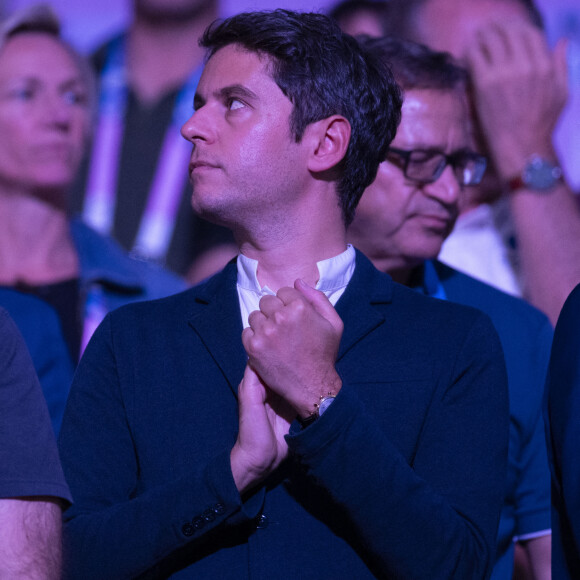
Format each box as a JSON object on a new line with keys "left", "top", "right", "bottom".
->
{"left": 83, "top": 36, "right": 202, "bottom": 262}
{"left": 422, "top": 260, "right": 448, "bottom": 301}
{"left": 80, "top": 284, "right": 108, "bottom": 357}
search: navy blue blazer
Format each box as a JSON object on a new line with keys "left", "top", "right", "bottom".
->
{"left": 433, "top": 261, "right": 553, "bottom": 580}
{"left": 59, "top": 251, "right": 509, "bottom": 579}
{"left": 545, "top": 283, "right": 580, "bottom": 579}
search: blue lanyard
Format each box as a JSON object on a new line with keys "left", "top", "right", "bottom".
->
{"left": 421, "top": 260, "right": 448, "bottom": 301}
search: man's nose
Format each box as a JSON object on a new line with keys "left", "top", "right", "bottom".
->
{"left": 181, "top": 105, "right": 214, "bottom": 144}
{"left": 423, "top": 164, "right": 461, "bottom": 205}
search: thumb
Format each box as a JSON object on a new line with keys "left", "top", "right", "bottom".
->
{"left": 238, "top": 364, "right": 267, "bottom": 407}
{"left": 294, "top": 278, "right": 344, "bottom": 333}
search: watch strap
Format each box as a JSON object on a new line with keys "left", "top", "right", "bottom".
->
{"left": 506, "top": 155, "right": 563, "bottom": 193}
{"left": 298, "top": 391, "right": 337, "bottom": 428}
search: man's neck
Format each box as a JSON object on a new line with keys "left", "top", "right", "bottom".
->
{"left": 231, "top": 186, "right": 349, "bottom": 291}
{"left": 238, "top": 231, "right": 347, "bottom": 292}
{"left": 127, "top": 3, "right": 218, "bottom": 104}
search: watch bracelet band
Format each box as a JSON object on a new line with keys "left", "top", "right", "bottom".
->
{"left": 506, "top": 172, "right": 563, "bottom": 192}
{"left": 298, "top": 391, "right": 337, "bottom": 428}
{"left": 505, "top": 155, "right": 563, "bottom": 193}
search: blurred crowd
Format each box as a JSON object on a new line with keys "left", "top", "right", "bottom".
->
{"left": 1, "top": 1, "right": 580, "bottom": 578}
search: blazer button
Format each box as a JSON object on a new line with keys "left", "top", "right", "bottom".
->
{"left": 256, "top": 514, "right": 268, "bottom": 529}
{"left": 192, "top": 516, "right": 205, "bottom": 530}
{"left": 203, "top": 509, "right": 216, "bottom": 522}
{"left": 181, "top": 523, "right": 194, "bottom": 537}
{"left": 214, "top": 503, "right": 225, "bottom": 515}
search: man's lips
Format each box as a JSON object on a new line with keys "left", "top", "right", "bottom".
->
{"left": 413, "top": 213, "right": 455, "bottom": 231}
{"left": 188, "top": 160, "right": 220, "bottom": 175}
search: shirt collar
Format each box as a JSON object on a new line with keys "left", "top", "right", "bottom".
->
{"left": 236, "top": 244, "right": 356, "bottom": 297}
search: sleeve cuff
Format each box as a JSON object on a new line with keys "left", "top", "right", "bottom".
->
{"left": 286, "top": 386, "right": 361, "bottom": 458}
{"left": 205, "top": 448, "right": 265, "bottom": 526}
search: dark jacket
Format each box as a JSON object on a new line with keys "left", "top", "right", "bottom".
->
{"left": 59, "top": 251, "right": 509, "bottom": 579}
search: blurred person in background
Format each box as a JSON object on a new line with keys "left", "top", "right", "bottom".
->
{"left": 544, "top": 282, "right": 580, "bottom": 580}
{"left": 329, "top": 0, "right": 391, "bottom": 37}
{"left": 0, "top": 287, "right": 73, "bottom": 436}
{"left": 0, "top": 4, "right": 185, "bottom": 434}
{"left": 0, "top": 307, "right": 72, "bottom": 579}
{"left": 383, "top": 0, "right": 580, "bottom": 326}
{"left": 69, "top": 0, "right": 236, "bottom": 280}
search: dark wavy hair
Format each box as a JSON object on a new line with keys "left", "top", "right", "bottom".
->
{"left": 200, "top": 9, "right": 402, "bottom": 226}
{"left": 359, "top": 35, "right": 468, "bottom": 92}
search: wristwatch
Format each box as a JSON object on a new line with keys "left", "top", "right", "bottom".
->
{"left": 507, "top": 155, "right": 563, "bottom": 192}
{"left": 299, "top": 392, "right": 337, "bottom": 427}
{"left": 317, "top": 394, "right": 336, "bottom": 416}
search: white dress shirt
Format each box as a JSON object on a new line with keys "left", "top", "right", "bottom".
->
{"left": 236, "top": 245, "right": 356, "bottom": 328}
{"left": 438, "top": 199, "right": 523, "bottom": 298}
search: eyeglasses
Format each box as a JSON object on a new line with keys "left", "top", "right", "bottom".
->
{"left": 387, "top": 147, "right": 487, "bottom": 186}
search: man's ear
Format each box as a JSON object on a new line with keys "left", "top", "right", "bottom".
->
{"left": 305, "top": 115, "right": 351, "bottom": 173}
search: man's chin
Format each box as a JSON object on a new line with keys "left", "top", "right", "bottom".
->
{"left": 415, "top": 240, "right": 445, "bottom": 263}
{"left": 190, "top": 198, "right": 235, "bottom": 229}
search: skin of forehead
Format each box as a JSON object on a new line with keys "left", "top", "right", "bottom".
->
{"left": 412, "top": 0, "right": 532, "bottom": 56}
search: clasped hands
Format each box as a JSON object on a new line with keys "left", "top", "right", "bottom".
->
{"left": 230, "top": 278, "right": 343, "bottom": 495}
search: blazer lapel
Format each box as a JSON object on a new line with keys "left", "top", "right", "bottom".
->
{"left": 187, "top": 262, "right": 247, "bottom": 397}
{"left": 335, "top": 250, "right": 394, "bottom": 361}
{"left": 186, "top": 252, "right": 394, "bottom": 391}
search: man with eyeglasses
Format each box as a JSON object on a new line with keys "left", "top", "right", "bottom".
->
{"left": 349, "top": 36, "right": 553, "bottom": 580}
{"left": 384, "top": 0, "right": 580, "bottom": 329}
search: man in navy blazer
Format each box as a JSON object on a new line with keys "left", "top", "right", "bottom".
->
{"left": 59, "top": 11, "right": 509, "bottom": 579}
{"left": 348, "top": 37, "right": 553, "bottom": 579}
{"left": 545, "top": 283, "right": 580, "bottom": 579}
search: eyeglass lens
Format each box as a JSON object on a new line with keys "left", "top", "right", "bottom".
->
{"left": 401, "top": 150, "right": 486, "bottom": 186}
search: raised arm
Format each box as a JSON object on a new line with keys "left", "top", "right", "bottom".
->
{"left": 466, "top": 19, "right": 580, "bottom": 324}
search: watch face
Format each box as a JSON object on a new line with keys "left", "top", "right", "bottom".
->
{"left": 318, "top": 396, "right": 335, "bottom": 416}
{"left": 523, "top": 157, "right": 562, "bottom": 190}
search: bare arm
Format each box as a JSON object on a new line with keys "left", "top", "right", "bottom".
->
{"left": 515, "top": 534, "right": 552, "bottom": 580}
{"left": 467, "top": 20, "right": 580, "bottom": 324}
{"left": 0, "top": 497, "right": 63, "bottom": 580}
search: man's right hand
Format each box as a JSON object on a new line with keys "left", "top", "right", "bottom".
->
{"left": 230, "top": 365, "right": 295, "bottom": 496}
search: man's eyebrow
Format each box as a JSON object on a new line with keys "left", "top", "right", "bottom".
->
{"left": 194, "top": 84, "right": 259, "bottom": 109}
{"left": 217, "top": 84, "right": 259, "bottom": 101}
